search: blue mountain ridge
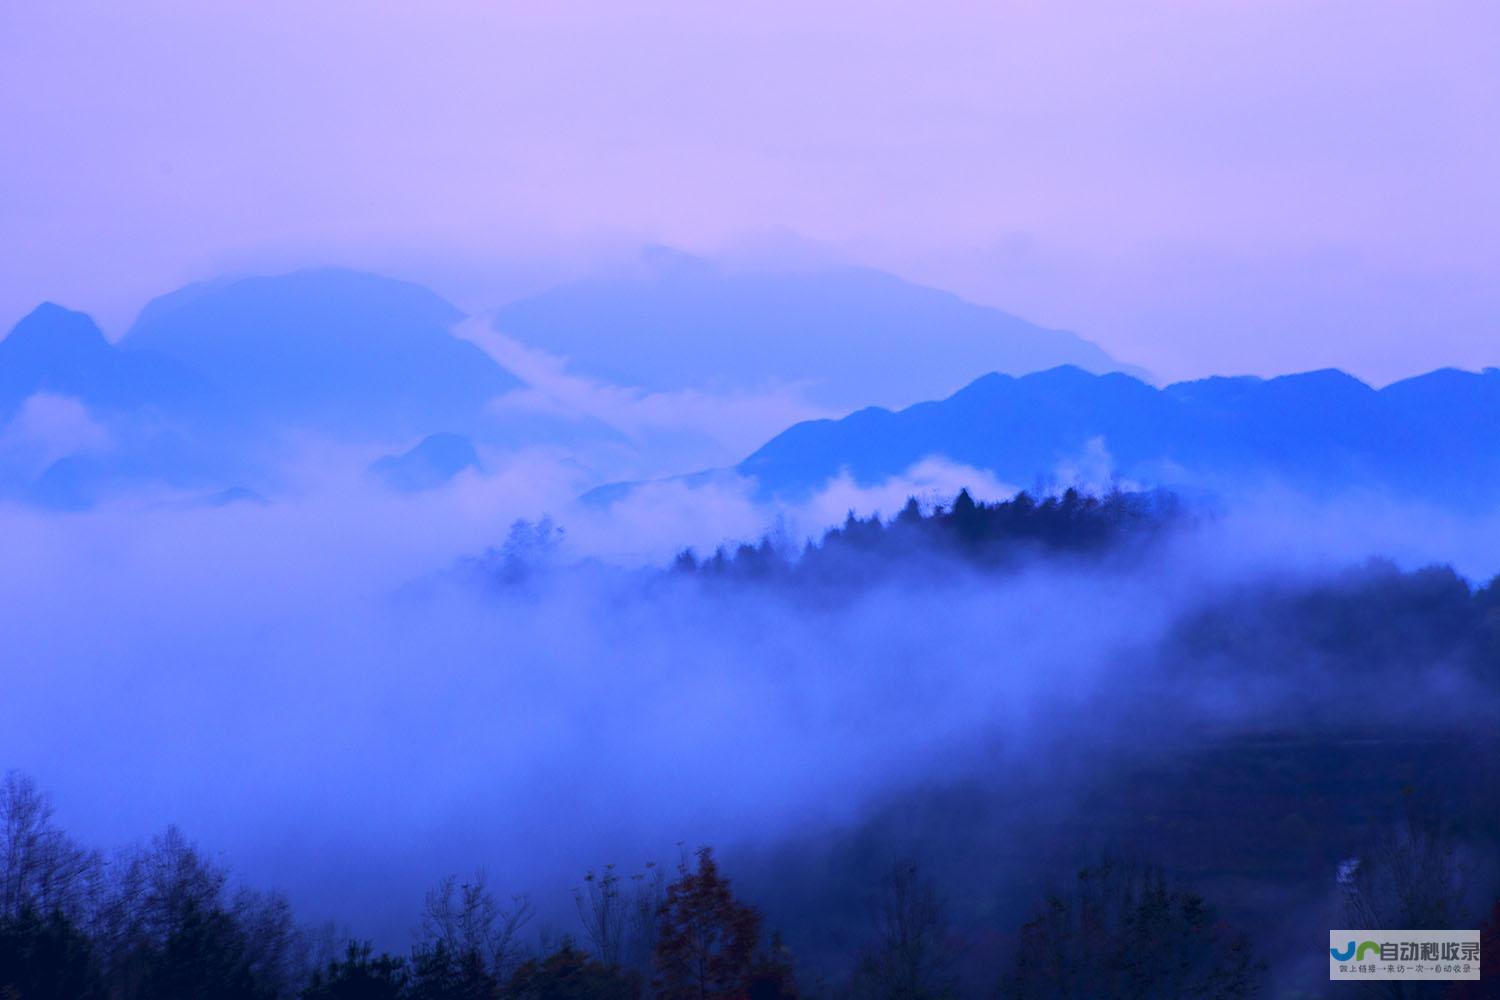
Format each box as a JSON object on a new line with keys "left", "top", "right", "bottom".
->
{"left": 733, "top": 364, "right": 1500, "bottom": 507}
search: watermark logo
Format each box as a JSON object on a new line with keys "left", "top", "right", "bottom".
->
{"left": 1330, "top": 930, "right": 1480, "bottom": 981}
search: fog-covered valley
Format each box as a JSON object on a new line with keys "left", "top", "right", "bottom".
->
{"left": 5, "top": 459, "right": 1499, "bottom": 995}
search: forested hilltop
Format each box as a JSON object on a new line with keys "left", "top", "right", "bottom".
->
{"left": 458, "top": 487, "right": 1187, "bottom": 595}
{"left": 669, "top": 487, "right": 1185, "bottom": 585}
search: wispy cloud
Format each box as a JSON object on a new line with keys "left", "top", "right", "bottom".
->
{"left": 0, "top": 393, "right": 112, "bottom": 479}
{"left": 459, "top": 316, "right": 831, "bottom": 478}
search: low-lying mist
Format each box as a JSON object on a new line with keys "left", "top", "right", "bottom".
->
{"left": 4, "top": 462, "right": 1499, "bottom": 993}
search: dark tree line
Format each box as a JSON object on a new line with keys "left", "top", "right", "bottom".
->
{"left": 0, "top": 784, "right": 803, "bottom": 1000}
{"left": 1002, "top": 860, "right": 1263, "bottom": 1000}
{"left": 0, "top": 769, "right": 1280, "bottom": 1000}
{"left": 9, "top": 770, "right": 1500, "bottom": 998}
{"left": 0, "top": 772, "right": 302, "bottom": 999}
{"left": 670, "top": 488, "right": 1183, "bottom": 586}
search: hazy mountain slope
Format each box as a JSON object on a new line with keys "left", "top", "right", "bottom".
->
{"left": 737, "top": 365, "right": 1500, "bottom": 505}
{"left": 0, "top": 303, "right": 206, "bottom": 418}
{"left": 493, "top": 248, "right": 1141, "bottom": 410}
{"left": 0, "top": 272, "right": 524, "bottom": 506}
{"left": 122, "top": 268, "right": 520, "bottom": 436}
{"left": 0, "top": 305, "right": 233, "bottom": 507}
{"left": 368, "top": 432, "right": 480, "bottom": 492}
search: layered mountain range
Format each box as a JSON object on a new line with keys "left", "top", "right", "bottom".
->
{"left": 736, "top": 364, "right": 1500, "bottom": 507}
{"left": 3, "top": 257, "right": 1495, "bottom": 511}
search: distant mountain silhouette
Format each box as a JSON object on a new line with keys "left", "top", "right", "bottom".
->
{"left": 17, "top": 422, "right": 242, "bottom": 511}
{"left": 736, "top": 365, "right": 1500, "bottom": 506}
{"left": 0, "top": 305, "right": 230, "bottom": 507}
{"left": 0, "top": 271, "right": 524, "bottom": 506}
{"left": 121, "top": 268, "right": 520, "bottom": 435}
{"left": 368, "top": 432, "right": 480, "bottom": 492}
{"left": 493, "top": 247, "right": 1142, "bottom": 410}
{"left": 0, "top": 303, "right": 205, "bottom": 419}
{"left": 201, "top": 486, "right": 271, "bottom": 507}
{"left": 15, "top": 264, "right": 1493, "bottom": 514}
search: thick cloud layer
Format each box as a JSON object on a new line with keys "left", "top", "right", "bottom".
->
{"left": 4, "top": 458, "right": 1497, "bottom": 954}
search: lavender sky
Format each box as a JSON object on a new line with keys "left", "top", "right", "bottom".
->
{"left": 3, "top": 0, "right": 1497, "bottom": 384}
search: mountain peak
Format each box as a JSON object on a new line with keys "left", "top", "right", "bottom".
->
{"left": 368, "top": 432, "right": 480, "bottom": 492}
{"left": 120, "top": 268, "right": 517, "bottom": 436}
{"left": 127, "top": 267, "right": 464, "bottom": 336}
{"left": 1264, "top": 368, "right": 1374, "bottom": 393}
{"left": 3, "top": 302, "right": 111, "bottom": 358}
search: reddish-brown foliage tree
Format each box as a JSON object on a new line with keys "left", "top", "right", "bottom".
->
{"left": 652, "top": 848, "right": 796, "bottom": 1000}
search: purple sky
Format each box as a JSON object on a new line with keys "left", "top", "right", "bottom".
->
{"left": 3, "top": 1, "right": 1497, "bottom": 384}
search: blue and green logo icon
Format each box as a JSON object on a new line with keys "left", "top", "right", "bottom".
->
{"left": 1331, "top": 940, "right": 1381, "bottom": 962}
